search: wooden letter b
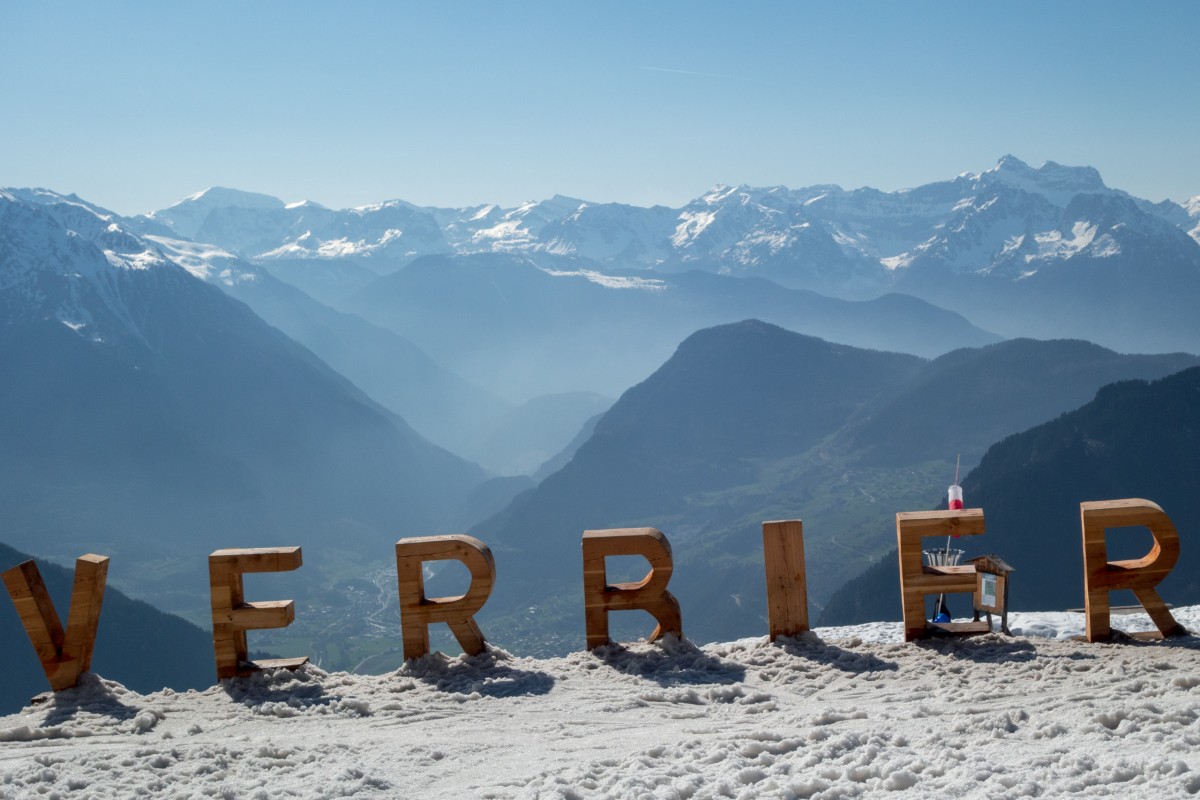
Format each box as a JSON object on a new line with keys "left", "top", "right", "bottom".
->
{"left": 582, "top": 527, "right": 682, "bottom": 649}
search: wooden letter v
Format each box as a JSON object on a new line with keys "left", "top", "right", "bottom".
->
{"left": 3, "top": 554, "right": 109, "bottom": 691}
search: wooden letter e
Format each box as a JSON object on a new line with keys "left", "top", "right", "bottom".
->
{"left": 209, "top": 547, "right": 307, "bottom": 680}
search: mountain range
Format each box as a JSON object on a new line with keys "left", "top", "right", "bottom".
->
{"left": 143, "top": 156, "right": 1200, "bottom": 353}
{"left": 12, "top": 187, "right": 1013, "bottom": 472}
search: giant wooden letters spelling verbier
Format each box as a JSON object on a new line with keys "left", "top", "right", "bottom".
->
{"left": 2, "top": 495, "right": 1193, "bottom": 695}
{"left": 209, "top": 547, "right": 308, "bottom": 679}
{"left": 1081, "top": 498, "right": 1188, "bottom": 642}
{"left": 1, "top": 555, "right": 108, "bottom": 691}
{"left": 395, "top": 535, "right": 495, "bottom": 660}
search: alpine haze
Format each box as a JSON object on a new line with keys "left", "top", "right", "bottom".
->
{"left": 0, "top": 190, "right": 485, "bottom": 636}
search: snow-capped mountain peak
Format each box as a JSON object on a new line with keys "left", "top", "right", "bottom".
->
{"left": 1184, "top": 196, "right": 1200, "bottom": 244}
{"left": 978, "top": 155, "right": 1109, "bottom": 206}
{"left": 462, "top": 195, "right": 586, "bottom": 252}
{"left": 175, "top": 186, "right": 285, "bottom": 210}
{"left": 0, "top": 191, "right": 204, "bottom": 349}
{"left": 149, "top": 187, "right": 286, "bottom": 239}
{"left": 699, "top": 184, "right": 740, "bottom": 205}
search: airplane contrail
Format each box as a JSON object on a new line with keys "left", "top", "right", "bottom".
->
{"left": 638, "top": 65, "right": 734, "bottom": 80}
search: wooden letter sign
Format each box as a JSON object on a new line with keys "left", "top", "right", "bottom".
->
{"left": 1081, "top": 498, "right": 1186, "bottom": 642}
{"left": 582, "top": 527, "right": 682, "bottom": 649}
{"left": 762, "top": 520, "right": 809, "bottom": 641}
{"left": 2, "top": 554, "right": 109, "bottom": 691}
{"left": 209, "top": 547, "right": 307, "bottom": 679}
{"left": 395, "top": 535, "right": 495, "bottom": 660}
{"left": 896, "top": 509, "right": 985, "bottom": 641}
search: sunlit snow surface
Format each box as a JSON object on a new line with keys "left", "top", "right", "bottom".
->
{"left": 540, "top": 268, "right": 667, "bottom": 291}
{"left": 2, "top": 607, "right": 1199, "bottom": 798}
{"left": 145, "top": 235, "right": 260, "bottom": 287}
{"left": 1185, "top": 196, "right": 1200, "bottom": 245}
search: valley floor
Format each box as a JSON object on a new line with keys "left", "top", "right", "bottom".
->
{"left": 2, "top": 609, "right": 1199, "bottom": 799}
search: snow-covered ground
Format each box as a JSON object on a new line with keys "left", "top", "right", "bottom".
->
{"left": 2, "top": 608, "right": 1199, "bottom": 799}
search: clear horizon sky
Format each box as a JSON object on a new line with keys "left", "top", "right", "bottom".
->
{"left": 2, "top": 1, "right": 1197, "bottom": 215}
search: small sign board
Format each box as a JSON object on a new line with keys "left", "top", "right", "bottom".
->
{"left": 979, "top": 573, "right": 998, "bottom": 610}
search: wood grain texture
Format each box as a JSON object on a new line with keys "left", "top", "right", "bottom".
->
{"left": 208, "top": 547, "right": 306, "bottom": 679}
{"left": 582, "top": 527, "right": 682, "bottom": 650}
{"left": 1, "top": 554, "right": 110, "bottom": 691}
{"left": 395, "top": 535, "right": 495, "bottom": 660}
{"left": 927, "top": 620, "right": 991, "bottom": 636}
{"left": 762, "top": 520, "right": 808, "bottom": 641}
{"left": 1081, "top": 499, "right": 1186, "bottom": 643}
{"left": 896, "top": 510, "right": 985, "bottom": 642}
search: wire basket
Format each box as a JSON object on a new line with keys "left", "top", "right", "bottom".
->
{"left": 923, "top": 547, "right": 964, "bottom": 567}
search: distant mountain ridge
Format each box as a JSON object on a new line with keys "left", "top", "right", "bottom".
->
{"left": 343, "top": 252, "right": 998, "bottom": 401}
{"left": 145, "top": 157, "right": 1198, "bottom": 278}
{"left": 142, "top": 156, "right": 1200, "bottom": 353}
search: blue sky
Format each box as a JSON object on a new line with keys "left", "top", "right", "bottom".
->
{"left": 2, "top": 1, "right": 1197, "bottom": 214}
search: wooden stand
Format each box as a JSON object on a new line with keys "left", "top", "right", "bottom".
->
{"left": 209, "top": 547, "right": 307, "bottom": 679}
{"left": 762, "top": 520, "right": 808, "bottom": 641}
{"left": 2, "top": 554, "right": 109, "bottom": 691}
{"left": 1081, "top": 498, "right": 1186, "bottom": 642}
{"left": 896, "top": 509, "right": 985, "bottom": 641}
{"left": 582, "top": 528, "right": 682, "bottom": 649}
{"left": 395, "top": 535, "right": 495, "bottom": 660}
{"left": 969, "top": 554, "right": 1014, "bottom": 635}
